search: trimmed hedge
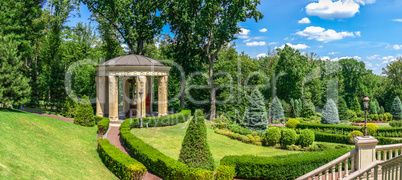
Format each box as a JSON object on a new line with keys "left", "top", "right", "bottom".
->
{"left": 215, "top": 165, "right": 236, "bottom": 180}
{"left": 227, "top": 124, "right": 252, "bottom": 135}
{"left": 97, "top": 139, "right": 147, "bottom": 180}
{"left": 97, "top": 117, "right": 110, "bottom": 135}
{"left": 119, "top": 119, "right": 214, "bottom": 180}
{"left": 297, "top": 123, "right": 402, "bottom": 137}
{"left": 127, "top": 110, "right": 191, "bottom": 128}
{"left": 314, "top": 131, "right": 349, "bottom": 144}
{"left": 220, "top": 148, "right": 352, "bottom": 180}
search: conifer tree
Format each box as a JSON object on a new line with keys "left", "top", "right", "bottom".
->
{"left": 290, "top": 98, "right": 302, "bottom": 118}
{"left": 243, "top": 89, "right": 268, "bottom": 132}
{"left": 179, "top": 110, "right": 214, "bottom": 170}
{"left": 351, "top": 96, "right": 361, "bottom": 113}
{"left": 61, "top": 96, "right": 78, "bottom": 118}
{"left": 322, "top": 99, "right": 340, "bottom": 124}
{"left": 0, "top": 36, "right": 31, "bottom": 107}
{"left": 74, "top": 95, "right": 95, "bottom": 127}
{"left": 338, "top": 97, "right": 349, "bottom": 120}
{"left": 391, "top": 97, "right": 402, "bottom": 120}
{"left": 380, "top": 106, "right": 385, "bottom": 115}
{"left": 271, "top": 96, "right": 285, "bottom": 123}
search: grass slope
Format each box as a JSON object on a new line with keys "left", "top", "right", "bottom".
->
{"left": 0, "top": 108, "right": 117, "bottom": 179}
{"left": 132, "top": 121, "right": 299, "bottom": 167}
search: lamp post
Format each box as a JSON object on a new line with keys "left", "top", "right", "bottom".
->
{"left": 363, "top": 95, "right": 370, "bottom": 136}
{"left": 139, "top": 90, "right": 143, "bottom": 129}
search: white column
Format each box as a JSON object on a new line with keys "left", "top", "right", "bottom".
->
{"left": 147, "top": 76, "right": 153, "bottom": 114}
{"left": 96, "top": 76, "right": 106, "bottom": 117}
{"left": 353, "top": 136, "right": 379, "bottom": 171}
{"left": 122, "top": 77, "right": 130, "bottom": 115}
{"left": 158, "top": 76, "right": 168, "bottom": 116}
{"left": 136, "top": 76, "right": 147, "bottom": 118}
{"left": 108, "top": 76, "right": 119, "bottom": 122}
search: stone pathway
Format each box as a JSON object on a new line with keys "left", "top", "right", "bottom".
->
{"left": 21, "top": 109, "right": 161, "bottom": 180}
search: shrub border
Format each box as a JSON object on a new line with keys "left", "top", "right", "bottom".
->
{"left": 125, "top": 110, "right": 191, "bottom": 128}
{"left": 97, "top": 117, "right": 110, "bottom": 135}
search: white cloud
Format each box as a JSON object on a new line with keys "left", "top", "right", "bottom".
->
{"left": 364, "top": 61, "right": 373, "bottom": 68}
{"left": 340, "top": 56, "right": 362, "bottom": 60}
{"left": 259, "top": 28, "right": 267, "bottom": 32}
{"left": 392, "top": 44, "right": 402, "bottom": 50}
{"left": 305, "top": 0, "right": 375, "bottom": 19}
{"left": 298, "top": 17, "right": 311, "bottom": 24}
{"left": 268, "top": 42, "right": 279, "bottom": 45}
{"left": 295, "top": 26, "right": 359, "bottom": 42}
{"left": 321, "top": 56, "right": 331, "bottom": 60}
{"left": 246, "top": 41, "right": 266, "bottom": 46}
{"left": 382, "top": 56, "right": 397, "bottom": 63}
{"left": 318, "top": 45, "right": 324, "bottom": 48}
{"left": 256, "top": 53, "right": 267, "bottom": 58}
{"left": 367, "top": 55, "right": 379, "bottom": 60}
{"left": 393, "top": 19, "right": 402, "bottom": 22}
{"left": 328, "top": 52, "right": 338, "bottom": 55}
{"left": 355, "top": 31, "right": 361, "bottom": 37}
{"left": 279, "top": 43, "right": 310, "bottom": 50}
{"left": 238, "top": 28, "right": 250, "bottom": 39}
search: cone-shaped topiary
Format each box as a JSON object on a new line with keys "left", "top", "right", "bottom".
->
{"left": 351, "top": 96, "right": 361, "bottom": 112}
{"left": 338, "top": 97, "right": 349, "bottom": 120}
{"left": 179, "top": 110, "right": 214, "bottom": 170}
{"left": 321, "top": 99, "right": 340, "bottom": 124}
{"left": 74, "top": 95, "right": 95, "bottom": 127}
{"left": 243, "top": 89, "right": 268, "bottom": 132}
{"left": 391, "top": 96, "right": 402, "bottom": 120}
{"left": 271, "top": 96, "right": 285, "bottom": 123}
{"left": 61, "top": 96, "right": 78, "bottom": 118}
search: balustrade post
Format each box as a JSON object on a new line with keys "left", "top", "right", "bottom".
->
{"left": 338, "top": 162, "right": 342, "bottom": 180}
{"left": 353, "top": 136, "right": 379, "bottom": 171}
{"left": 345, "top": 158, "right": 349, "bottom": 176}
{"left": 396, "top": 148, "right": 399, "bottom": 157}
{"left": 384, "top": 150, "right": 387, "bottom": 161}
{"left": 374, "top": 166, "right": 378, "bottom": 180}
{"left": 377, "top": 150, "right": 381, "bottom": 161}
{"left": 332, "top": 166, "right": 336, "bottom": 180}
{"left": 325, "top": 169, "right": 329, "bottom": 180}
{"left": 389, "top": 149, "right": 393, "bottom": 159}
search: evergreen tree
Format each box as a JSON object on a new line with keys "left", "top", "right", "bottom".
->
{"left": 351, "top": 96, "right": 361, "bottom": 113}
{"left": 391, "top": 97, "right": 402, "bottom": 120}
{"left": 271, "top": 96, "right": 285, "bottom": 123}
{"left": 61, "top": 96, "right": 78, "bottom": 118}
{"left": 179, "top": 110, "right": 214, "bottom": 170}
{"left": 380, "top": 106, "right": 385, "bottom": 115}
{"left": 74, "top": 95, "right": 95, "bottom": 127}
{"left": 322, "top": 99, "right": 340, "bottom": 124}
{"left": 0, "top": 36, "right": 31, "bottom": 107}
{"left": 290, "top": 98, "right": 302, "bottom": 118}
{"left": 242, "top": 89, "right": 268, "bottom": 132}
{"left": 338, "top": 97, "right": 349, "bottom": 120}
{"left": 300, "top": 104, "right": 315, "bottom": 118}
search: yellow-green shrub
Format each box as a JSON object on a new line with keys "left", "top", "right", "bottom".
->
{"left": 286, "top": 119, "right": 300, "bottom": 129}
{"left": 362, "top": 123, "right": 379, "bottom": 135}
{"left": 348, "top": 130, "right": 363, "bottom": 144}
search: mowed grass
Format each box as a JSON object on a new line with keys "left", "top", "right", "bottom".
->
{"left": 0, "top": 108, "right": 117, "bottom": 180}
{"left": 131, "top": 121, "right": 299, "bottom": 167}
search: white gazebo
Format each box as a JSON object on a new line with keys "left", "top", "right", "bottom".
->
{"left": 95, "top": 54, "right": 171, "bottom": 122}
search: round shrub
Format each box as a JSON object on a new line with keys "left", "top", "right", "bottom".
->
{"left": 299, "top": 129, "right": 315, "bottom": 148}
{"left": 361, "top": 123, "right": 379, "bottom": 136}
{"left": 213, "top": 115, "right": 230, "bottom": 129}
{"left": 74, "top": 95, "right": 95, "bottom": 127}
{"left": 384, "top": 113, "right": 393, "bottom": 121}
{"left": 285, "top": 119, "right": 300, "bottom": 129}
{"left": 379, "top": 114, "right": 384, "bottom": 121}
{"left": 348, "top": 130, "right": 363, "bottom": 144}
{"left": 265, "top": 127, "right": 281, "bottom": 146}
{"left": 281, "top": 128, "right": 297, "bottom": 147}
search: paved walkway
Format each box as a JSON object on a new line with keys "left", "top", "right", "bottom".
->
{"left": 21, "top": 109, "right": 161, "bottom": 180}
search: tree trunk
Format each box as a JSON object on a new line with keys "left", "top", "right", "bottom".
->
{"left": 180, "top": 78, "right": 185, "bottom": 108}
{"left": 209, "top": 60, "right": 215, "bottom": 120}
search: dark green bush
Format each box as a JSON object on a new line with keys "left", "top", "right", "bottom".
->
{"left": 227, "top": 124, "right": 251, "bottom": 135}
{"left": 314, "top": 131, "right": 349, "bottom": 144}
{"left": 265, "top": 127, "right": 281, "bottom": 146}
{"left": 119, "top": 119, "right": 214, "bottom": 180}
{"left": 97, "top": 117, "right": 110, "bottom": 135}
{"left": 220, "top": 148, "right": 352, "bottom": 180}
{"left": 97, "top": 139, "right": 147, "bottom": 180}
{"left": 348, "top": 110, "right": 357, "bottom": 120}
{"left": 61, "top": 96, "right": 77, "bottom": 118}
{"left": 389, "top": 121, "right": 402, "bottom": 127}
{"left": 179, "top": 110, "right": 214, "bottom": 170}
{"left": 94, "top": 116, "right": 103, "bottom": 124}
{"left": 128, "top": 110, "right": 191, "bottom": 128}
{"left": 215, "top": 165, "right": 236, "bottom": 180}
{"left": 281, "top": 128, "right": 297, "bottom": 147}
{"left": 74, "top": 95, "right": 95, "bottom": 127}
{"left": 299, "top": 129, "right": 315, "bottom": 148}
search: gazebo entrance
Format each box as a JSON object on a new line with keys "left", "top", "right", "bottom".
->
{"left": 94, "top": 54, "right": 171, "bottom": 122}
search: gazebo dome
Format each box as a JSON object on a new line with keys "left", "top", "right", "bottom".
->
{"left": 99, "top": 54, "right": 167, "bottom": 67}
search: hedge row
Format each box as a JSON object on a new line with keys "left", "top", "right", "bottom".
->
{"left": 97, "top": 139, "right": 147, "bottom": 180}
{"left": 126, "top": 110, "right": 191, "bottom": 128}
{"left": 119, "top": 119, "right": 215, "bottom": 180}
{"left": 97, "top": 117, "right": 110, "bottom": 135}
{"left": 297, "top": 123, "right": 402, "bottom": 137}
{"left": 313, "top": 131, "right": 402, "bottom": 145}
{"left": 220, "top": 148, "right": 352, "bottom": 180}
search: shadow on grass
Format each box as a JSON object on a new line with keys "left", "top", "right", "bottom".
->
{"left": 0, "top": 107, "right": 26, "bottom": 113}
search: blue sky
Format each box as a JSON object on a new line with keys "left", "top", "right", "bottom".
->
{"left": 67, "top": 0, "right": 402, "bottom": 75}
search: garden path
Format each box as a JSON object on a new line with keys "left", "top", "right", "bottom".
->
{"left": 21, "top": 108, "right": 161, "bottom": 180}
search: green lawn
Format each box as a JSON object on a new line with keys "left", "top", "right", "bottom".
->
{"left": 24, "top": 106, "right": 62, "bottom": 116}
{"left": 131, "top": 121, "right": 299, "bottom": 167}
{"left": 0, "top": 108, "right": 117, "bottom": 179}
